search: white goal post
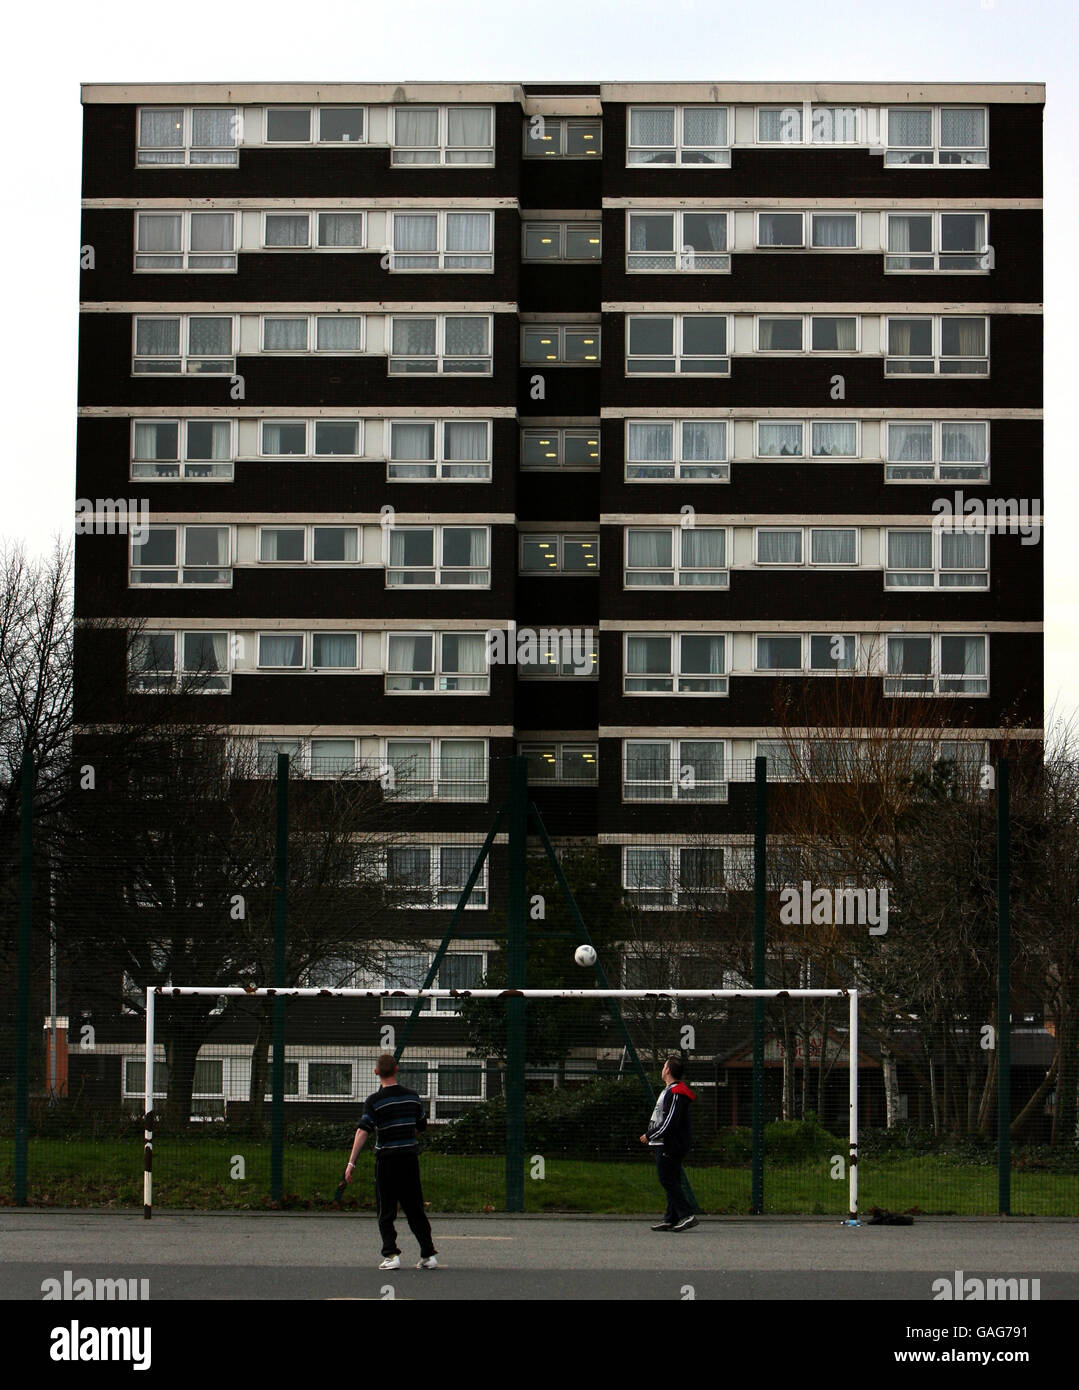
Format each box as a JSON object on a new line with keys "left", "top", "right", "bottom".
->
{"left": 142, "top": 986, "right": 859, "bottom": 1219}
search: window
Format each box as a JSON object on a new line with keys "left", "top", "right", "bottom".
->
{"left": 626, "top": 419, "right": 727, "bottom": 480}
{"left": 389, "top": 315, "right": 492, "bottom": 374}
{"left": 524, "top": 117, "right": 602, "bottom": 158}
{"left": 885, "top": 528, "right": 988, "bottom": 589}
{"left": 262, "top": 212, "right": 367, "bottom": 249}
{"left": 520, "top": 743, "right": 598, "bottom": 783}
{"left": 381, "top": 951, "right": 486, "bottom": 1009}
{"left": 262, "top": 316, "right": 311, "bottom": 352}
{"left": 135, "top": 212, "right": 237, "bottom": 271}
{"left": 259, "top": 420, "right": 362, "bottom": 457}
{"left": 131, "top": 419, "right": 234, "bottom": 480}
{"left": 757, "top": 316, "right": 803, "bottom": 352}
{"left": 258, "top": 633, "right": 305, "bottom": 668}
{"left": 885, "top": 634, "right": 988, "bottom": 695}
{"left": 885, "top": 106, "right": 987, "bottom": 165}
{"left": 315, "top": 316, "right": 366, "bottom": 352}
{"left": 755, "top": 527, "right": 858, "bottom": 566}
{"left": 754, "top": 634, "right": 856, "bottom": 672}
{"left": 624, "top": 633, "right": 727, "bottom": 695}
{"left": 520, "top": 534, "right": 599, "bottom": 574}
{"left": 386, "top": 526, "right": 489, "bottom": 587}
{"left": 137, "top": 107, "right": 238, "bottom": 165}
{"left": 757, "top": 104, "right": 864, "bottom": 145}
{"left": 624, "top": 740, "right": 727, "bottom": 802}
{"left": 265, "top": 106, "right": 366, "bottom": 144}
{"left": 757, "top": 212, "right": 804, "bottom": 248}
{"left": 810, "top": 316, "right": 859, "bottom": 351}
{"left": 627, "top": 106, "right": 730, "bottom": 165}
{"left": 523, "top": 222, "right": 601, "bottom": 262}
{"left": 388, "top": 419, "right": 491, "bottom": 480}
{"left": 257, "top": 525, "right": 360, "bottom": 564}
{"left": 626, "top": 315, "right": 729, "bottom": 374}
{"left": 885, "top": 213, "right": 988, "bottom": 272}
{"left": 392, "top": 106, "right": 494, "bottom": 165}
{"left": 130, "top": 526, "right": 231, "bottom": 586}
{"left": 516, "top": 630, "right": 598, "bottom": 679}
{"left": 309, "top": 738, "right": 359, "bottom": 774}
{"left": 133, "top": 316, "right": 235, "bottom": 374}
{"left": 307, "top": 1063, "right": 352, "bottom": 1098}
{"left": 885, "top": 316, "right": 988, "bottom": 375}
{"left": 810, "top": 212, "right": 859, "bottom": 248}
{"left": 128, "top": 631, "right": 230, "bottom": 693}
{"left": 624, "top": 527, "right": 728, "bottom": 587}
{"left": 386, "top": 632, "right": 489, "bottom": 692}
{"left": 521, "top": 325, "right": 600, "bottom": 364}
{"left": 391, "top": 211, "right": 493, "bottom": 270}
{"left": 626, "top": 210, "right": 729, "bottom": 272}
{"left": 521, "top": 427, "right": 599, "bottom": 471}
{"left": 885, "top": 421, "right": 989, "bottom": 482}
{"left": 385, "top": 739, "right": 488, "bottom": 802}
{"left": 310, "top": 634, "right": 359, "bottom": 669}
{"left": 256, "top": 739, "right": 302, "bottom": 777}
{"left": 623, "top": 846, "right": 726, "bottom": 909}
{"left": 810, "top": 420, "right": 859, "bottom": 458}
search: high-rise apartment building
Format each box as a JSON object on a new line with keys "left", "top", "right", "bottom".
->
{"left": 75, "top": 82, "right": 1043, "bottom": 1120}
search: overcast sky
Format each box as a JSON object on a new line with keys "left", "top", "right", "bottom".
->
{"left": 1, "top": 0, "right": 1071, "bottom": 723}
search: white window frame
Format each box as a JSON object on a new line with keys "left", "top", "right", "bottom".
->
{"left": 753, "top": 633, "right": 859, "bottom": 674}
{"left": 884, "top": 211, "right": 990, "bottom": 273}
{"left": 390, "top": 210, "right": 494, "bottom": 271}
{"left": 257, "top": 632, "right": 306, "bottom": 669}
{"left": 134, "top": 211, "right": 238, "bottom": 272}
{"left": 384, "top": 631, "right": 491, "bottom": 694}
{"left": 130, "top": 418, "right": 236, "bottom": 481}
{"left": 625, "top": 209, "right": 730, "bottom": 273}
{"left": 383, "top": 737, "right": 490, "bottom": 804}
{"left": 385, "top": 525, "right": 491, "bottom": 588}
{"left": 263, "top": 105, "right": 368, "bottom": 145}
{"left": 624, "top": 418, "right": 729, "bottom": 481}
{"left": 129, "top": 524, "right": 233, "bottom": 587}
{"left": 626, "top": 105, "right": 731, "bottom": 166}
{"left": 625, "top": 314, "right": 731, "bottom": 376}
{"left": 884, "top": 527, "right": 989, "bottom": 590}
{"left": 255, "top": 525, "right": 362, "bottom": 566}
{"left": 884, "top": 633, "right": 989, "bottom": 696}
{"left": 520, "top": 426, "right": 600, "bottom": 471}
{"left": 128, "top": 630, "right": 232, "bottom": 694}
{"left": 623, "top": 632, "right": 728, "bottom": 696}
{"left": 756, "top": 103, "right": 866, "bottom": 146}
{"left": 520, "top": 324, "right": 601, "bottom": 365}
{"left": 391, "top": 105, "right": 495, "bottom": 166}
{"left": 884, "top": 316, "right": 989, "bottom": 376}
{"left": 622, "top": 845, "right": 728, "bottom": 909}
{"left": 884, "top": 420, "right": 990, "bottom": 483}
{"left": 755, "top": 210, "right": 806, "bottom": 248}
{"left": 380, "top": 950, "right": 489, "bottom": 1010}
{"left": 388, "top": 418, "right": 492, "bottom": 481}
{"left": 883, "top": 106, "right": 988, "bottom": 167}
{"left": 753, "top": 526, "right": 859, "bottom": 567}
{"left": 623, "top": 526, "right": 729, "bottom": 588}
{"left": 622, "top": 738, "right": 729, "bottom": 803}
{"left": 136, "top": 106, "right": 239, "bottom": 166}
{"left": 261, "top": 211, "right": 368, "bottom": 251}
{"left": 809, "top": 211, "right": 862, "bottom": 249}
{"left": 388, "top": 314, "right": 493, "bottom": 375}
{"left": 257, "top": 419, "right": 363, "bottom": 458}
{"left": 755, "top": 315, "right": 806, "bottom": 353}
{"left": 132, "top": 315, "right": 237, "bottom": 375}
{"left": 519, "top": 533, "right": 600, "bottom": 575}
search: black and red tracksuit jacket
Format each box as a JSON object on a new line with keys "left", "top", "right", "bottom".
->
{"left": 645, "top": 1082, "right": 696, "bottom": 1159}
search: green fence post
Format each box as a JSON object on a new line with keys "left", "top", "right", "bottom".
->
{"left": 14, "top": 748, "right": 33, "bottom": 1206}
{"left": 752, "top": 755, "right": 767, "bottom": 1215}
{"left": 997, "top": 758, "right": 1010, "bottom": 1216}
{"left": 505, "top": 756, "right": 528, "bottom": 1212}
{"left": 270, "top": 752, "right": 288, "bottom": 1204}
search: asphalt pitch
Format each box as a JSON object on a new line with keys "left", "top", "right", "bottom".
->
{"left": 3, "top": 1210, "right": 1079, "bottom": 1301}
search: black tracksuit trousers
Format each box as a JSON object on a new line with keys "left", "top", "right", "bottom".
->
{"left": 375, "top": 1153, "right": 436, "bottom": 1258}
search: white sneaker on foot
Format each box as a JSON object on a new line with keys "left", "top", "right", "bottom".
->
{"left": 378, "top": 1255, "right": 401, "bottom": 1270}
{"left": 416, "top": 1256, "right": 438, "bottom": 1269}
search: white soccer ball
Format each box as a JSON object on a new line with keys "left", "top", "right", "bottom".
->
{"left": 574, "top": 944, "right": 597, "bottom": 968}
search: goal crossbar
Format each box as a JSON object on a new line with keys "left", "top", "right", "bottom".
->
{"left": 142, "top": 986, "right": 859, "bottom": 1219}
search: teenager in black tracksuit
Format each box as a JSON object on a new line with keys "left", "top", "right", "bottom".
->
{"left": 640, "top": 1055, "right": 698, "bottom": 1231}
{"left": 344, "top": 1053, "right": 438, "bottom": 1270}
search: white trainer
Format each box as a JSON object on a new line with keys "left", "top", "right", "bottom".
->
{"left": 378, "top": 1255, "right": 401, "bottom": 1270}
{"left": 416, "top": 1256, "right": 439, "bottom": 1269}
